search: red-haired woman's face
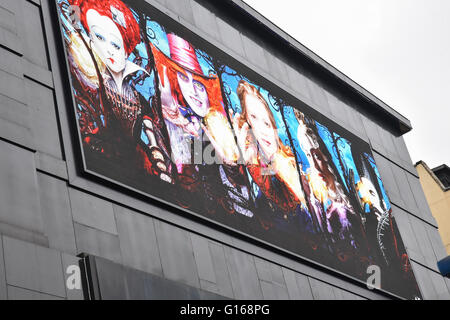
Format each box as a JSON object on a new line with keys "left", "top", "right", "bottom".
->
{"left": 177, "top": 70, "right": 209, "bottom": 117}
{"left": 87, "top": 9, "right": 127, "bottom": 74}
{"left": 244, "top": 94, "right": 278, "bottom": 160}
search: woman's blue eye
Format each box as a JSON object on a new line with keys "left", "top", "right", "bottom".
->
{"left": 95, "top": 33, "right": 105, "bottom": 41}
{"left": 111, "top": 41, "right": 121, "bottom": 50}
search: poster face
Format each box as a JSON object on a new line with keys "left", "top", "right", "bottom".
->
{"left": 56, "top": 0, "right": 421, "bottom": 299}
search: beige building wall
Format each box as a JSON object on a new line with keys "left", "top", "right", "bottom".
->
{"left": 416, "top": 162, "right": 450, "bottom": 254}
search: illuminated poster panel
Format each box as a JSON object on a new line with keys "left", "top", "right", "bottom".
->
{"left": 55, "top": 0, "right": 421, "bottom": 299}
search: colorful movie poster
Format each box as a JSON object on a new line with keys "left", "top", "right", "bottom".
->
{"left": 55, "top": 0, "right": 421, "bottom": 299}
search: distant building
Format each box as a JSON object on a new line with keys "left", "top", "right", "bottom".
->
{"left": 416, "top": 161, "right": 450, "bottom": 254}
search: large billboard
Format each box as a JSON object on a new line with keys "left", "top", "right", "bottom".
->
{"left": 55, "top": 0, "right": 421, "bottom": 299}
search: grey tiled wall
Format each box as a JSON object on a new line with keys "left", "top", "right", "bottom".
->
{"left": 0, "top": 0, "right": 448, "bottom": 300}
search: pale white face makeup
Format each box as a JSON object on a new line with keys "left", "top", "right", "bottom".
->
{"left": 177, "top": 70, "right": 209, "bottom": 117}
{"left": 360, "top": 177, "right": 383, "bottom": 214}
{"left": 244, "top": 94, "right": 278, "bottom": 161}
{"left": 86, "top": 9, "right": 126, "bottom": 75}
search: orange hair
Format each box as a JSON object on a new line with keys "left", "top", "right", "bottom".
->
{"left": 151, "top": 43, "right": 225, "bottom": 116}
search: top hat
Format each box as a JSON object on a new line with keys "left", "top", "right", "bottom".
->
{"left": 167, "top": 33, "right": 204, "bottom": 76}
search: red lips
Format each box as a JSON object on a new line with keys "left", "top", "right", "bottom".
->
{"left": 190, "top": 96, "right": 202, "bottom": 106}
{"left": 262, "top": 138, "right": 271, "bottom": 147}
{"left": 108, "top": 57, "right": 115, "bottom": 64}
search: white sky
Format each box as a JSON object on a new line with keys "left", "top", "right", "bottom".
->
{"left": 243, "top": 0, "right": 450, "bottom": 169}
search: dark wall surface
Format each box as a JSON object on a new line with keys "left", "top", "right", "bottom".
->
{"left": 0, "top": 0, "right": 448, "bottom": 300}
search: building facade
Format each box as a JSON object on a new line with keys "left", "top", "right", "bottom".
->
{"left": 416, "top": 162, "right": 450, "bottom": 255}
{"left": 0, "top": 0, "right": 449, "bottom": 300}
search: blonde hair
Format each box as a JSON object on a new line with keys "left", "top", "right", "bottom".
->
{"left": 236, "top": 80, "right": 294, "bottom": 158}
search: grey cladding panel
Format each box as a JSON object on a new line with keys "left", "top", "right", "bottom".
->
{"left": 332, "top": 287, "right": 346, "bottom": 300}
{"left": 324, "top": 91, "right": 368, "bottom": 140}
{"left": 0, "top": 67, "right": 26, "bottom": 105}
{"left": 0, "top": 3, "right": 17, "bottom": 34}
{"left": 0, "top": 236, "right": 6, "bottom": 300}
{"left": 224, "top": 247, "right": 263, "bottom": 300}
{"left": 392, "top": 135, "right": 415, "bottom": 171}
{"left": 324, "top": 92, "right": 368, "bottom": 141}
{"left": 154, "top": 220, "right": 200, "bottom": 288}
{"left": 69, "top": 188, "right": 117, "bottom": 235}
{"left": 114, "top": 205, "right": 163, "bottom": 276}
{"left": 208, "top": 242, "right": 234, "bottom": 298}
{"left": 259, "top": 280, "right": 289, "bottom": 300}
{"left": 391, "top": 205, "right": 424, "bottom": 265}
{"left": 241, "top": 34, "right": 270, "bottom": 73}
{"left": 0, "top": 50, "right": 33, "bottom": 148}
{"left": 407, "top": 172, "right": 437, "bottom": 226}
{"left": 0, "top": 140, "right": 43, "bottom": 234}
{"left": 263, "top": 50, "right": 290, "bottom": 86}
{"left": 26, "top": 78, "right": 63, "bottom": 159}
{"left": 0, "top": 117, "right": 34, "bottom": 152}
{"left": 308, "top": 278, "right": 336, "bottom": 300}
{"left": 372, "top": 153, "right": 404, "bottom": 207}
{"left": 345, "top": 104, "right": 368, "bottom": 140}
{"left": 73, "top": 223, "right": 122, "bottom": 264}
{"left": 254, "top": 257, "right": 272, "bottom": 283}
{"left": 410, "top": 262, "right": 436, "bottom": 300}
{"left": 325, "top": 91, "right": 351, "bottom": 129}
{"left": 285, "top": 63, "right": 311, "bottom": 101}
{"left": 191, "top": 1, "right": 219, "bottom": 40}
{"left": 305, "top": 78, "right": 332, "bottom": 117}
{"left": 0, "top": 48, "right": 23, "bottom": 83}
{"left": 191, "top": 233, "right": 216, "bottom": 284}
{"left": 254, "top": 258, "right": 289, "bottom": 299}
{"left": 282, "top": 268, "right": 313, "bottom": 300}
{"left": 0, "top": 0, "right": 23, "bottom": 54}
{"left": 390, "top": 164, "right": 421, "bottom": 217}
{"left": 216, "top": 17, "right": 245, "bottom": 57}
{"left": 408, "top": 215, "right": 438, "bottom": 272}
{"left": 428, "top": 271, "right": 450, "bottom": 300}
{"left": 3, "top": 236, "right": 66, "bottom": 298}
{"left": 377, "top": 126, "right": 399, "bottom": 162}
{"left": 254, "top": 258, "right": 286, "bottom": 288}
{"left": 0, "top": 85, "right": 29, "bottom": 130}
{"left": 23, "top": 59, "right": 54, "bottom": 88}
{"left": 342, "top": 291, "right": 366, "bottom": 300}
{"left": 426, "top": 224, "right": 448, "bottom": 264}
{"left": 361, "top": 115, "right": 385, "bottom": 154}
{"left": 446, "top": 278, "right": 450, "bottom": 295}
{"left": 37, "top": 173, "right": 77, "bottom": 254}
{"left": 7, "top": 286, "right": 64, "bottom": 300}
{"left": 165, "top": 0, "right": 194, "bottom": 24}
{"left": 216, "top": 18, "right": 245, "bottom": 56}
{"left": 22, "top": 0, "right": 49, "bottom": 69}
{"left": 35, "top": 152, "right": 68, "bottom": 180}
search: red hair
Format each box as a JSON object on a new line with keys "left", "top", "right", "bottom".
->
{"left": 69, "top": 0, "right": 140, "bottom": 55}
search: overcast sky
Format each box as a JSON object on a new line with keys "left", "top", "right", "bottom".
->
{"left": 243, "top": 0, "right": 450, "bottom": 169}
